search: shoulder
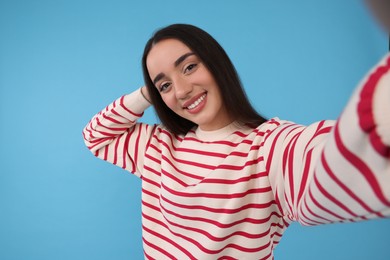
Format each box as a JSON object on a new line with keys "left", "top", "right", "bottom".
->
{"left": 258, "top": 118, "right": 336, "bottom": 141}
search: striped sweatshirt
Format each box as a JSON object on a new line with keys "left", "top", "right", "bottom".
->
{"left": 83, "top": 54, "right": 390, "bottom": 260}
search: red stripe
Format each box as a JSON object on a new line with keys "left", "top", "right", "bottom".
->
{"left": 313, "top": 172, "right": 358, "bottom": 217}
{"left": 157, "top": 153, "right": 208, "bottom": 181}
{"left": 147, "top": 198, "right": 282, "bottom": 228}
{"left": 161, "top": 153, "right": 216, "bottom": 171}
{"left": 119, "top": 95, "right": 144, "bottom": 117}
{"left": 96, "top": 121, "right": 129, "bottom": 132}
{"left": 122, "top": 129, "right": 132, "bottom": 170}
{"left": 321, "top": 152, "right": 384, "bottom": 217}
{"left": 297, "top": 122, "right": 332, "bottom": 207}
{"left": 142, "top": 238, "right": 176, "bottom": 260}
{"left": 144, "top": 154, "right": 162, "bottom": 168}
{"left": 101, "top": 113, "right": 126, "bottom": 125}
{"left": 155, "top": 128, "right": 183, "bottom": 143}
{"left": 112, "top": 134, "right": 121, "bottom": 165}
{"left": 283, "top": 192, "right": 293, "bottom": 218}
{"left": 154, "top": 134, "right": 258, "bottom": 162}
{"left": 103, "top": 145, "right": 108, "bottom": 161}
{"left": 142, "top": 177, "right": 161, "bottom": 190}
{"left": 260, "top": 252, "right": 273, "bottom": 260}
{"left": 142, "top": 237, "right": 176, "bottom": 260}
{"left": 297, "top": 148, "right": 313, "bottom": 204}
{"left": 161, "top": 193, "right": 276, "bottom": 214}
{"left": 334, "top": 122, "right": 390, "bottom": 207}
{"left": 143, "top": 225, "right": 195, "bottom": 259}
{"left": 144, "top": 207, "right": 280, "bottom": 241}
{"left": 143, "top": 211, "right": 273, "bottom": 255}
{"left": 143, "top": 250, "right": 152, "bottom": 260}
{"left": 273, "top": 189, "right": 284, "bottom": 216}
{"left": 184, "top": 136, "right": 254, "bottom": 146}
{"left": 143, "top": 197, "right": 283, "bottom": 248}
{"left": 87, "top": 138, "right": 111, "bottom": 150}
{"left": 161, "top": 169, "right": 188, "bottom": 187}
{"left": 299, "top": 197, "right": 327, "bottom": 225}
{"left": 158, "top": 155, "right": 265, "bottom": 187}
{"left": 268, "top": 118, "right": 280, "bottom": 126}
{"left": 154, "top": 130, "right": 260, "bottom": 157}
{"left": 95, "top": 117, "right": 130, "bottom": 131}
{"left": 91, "top": 130, "right": 117, "bottom": 138}
{"left": 306, "top": 181, "right": 344, "bottom": 221}
{"left": 156, "top": 127, "right": 184, "bottom": 142}
{"left": 133, "top": 125, "right": 142, "bottom": 171}
{"left": 232, "top": 129, "right": 252, "bottom": 138}
{"left": 110, "top": 109, "right": 129, "bottom": 121}
{"left": 306, "top": 121, "right": 324, "bottom": 145}
{"left": 265, "top": 123, "right": 296, "bottom": 172}
{"left": 90, "top": 118, "right": 123, "bottom": 137}
{"left": 157, "top": 159, "right": 202, "bottom": 182}
{"left": 161, "top": 181, "right": 272, "bottom": 199}
{"left": 286, "top": 131, "right": 302, "bottom": 211}
{"left": 215, "top": 156, "right": 264, "bottom": 171}
{"left": 174, "top": 147, "right": 228, "bottom": 158}
{"left": 151, "top": 142, "right": 218, "bottom": 177}
{"left": 302, "top": 121, "right": 330, "bottom": 154}
{"left": 357, "top": 55, "right": 390, "bottom": 157}
{"left": 201, "top": 170, "right": 268, "bottom": 184}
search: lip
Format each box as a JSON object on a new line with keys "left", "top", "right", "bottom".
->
{"left": 182, "top": 92, "right": 207, "bottom": 114}
{"left": 182, "top": 92, "right": 207, "bottom": 109}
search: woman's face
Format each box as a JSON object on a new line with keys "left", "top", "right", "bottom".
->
{"left": 146, "top": 38, "right": 232, "bottom": 131}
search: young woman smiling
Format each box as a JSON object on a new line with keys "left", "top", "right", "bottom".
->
{"left": 83, "top": 16, "right": 390, "bottom": 260}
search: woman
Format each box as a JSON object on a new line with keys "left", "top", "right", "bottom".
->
{"left": 83, "top": 16, "right": 389, "bottom": 260}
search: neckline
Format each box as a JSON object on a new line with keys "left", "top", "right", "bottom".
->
{"left": 194, "top": 121, "right": 242, "bottom": 141}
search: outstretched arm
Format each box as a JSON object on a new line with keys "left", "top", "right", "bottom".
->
{"left": 265, "top": 54, "right": 390, "bottom": 225}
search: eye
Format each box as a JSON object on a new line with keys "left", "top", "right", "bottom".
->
{"left": 184, "top": 63, "right": 197, "bottom": 74}
{"left": 159, "top": 82, "right": 171, "bottom": 93}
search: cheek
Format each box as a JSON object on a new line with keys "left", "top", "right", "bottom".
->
{"left": 161, "top": 94, "right": 177, "bottom": 111}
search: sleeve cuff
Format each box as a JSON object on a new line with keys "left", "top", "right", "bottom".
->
{"left": 121, "top": 88, "right": 152, "bottom": 115}
{"left": 358, "top": 54, "right": 390, "bottom": 157}
{"left": 373, "top": 70, "right": 390, "bottom": 146}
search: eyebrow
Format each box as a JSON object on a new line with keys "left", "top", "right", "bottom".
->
{"left": 174, "top": 52, "right": 195, "bottom": 67}
{"left": 152, "top": 52, "right": 195, "bottom": 85}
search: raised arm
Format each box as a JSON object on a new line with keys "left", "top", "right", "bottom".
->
{"left": 82, "top": 87, "right": 156, "bottom": 177}
{"left": 265, "top": 54, "right": 390, "bottom": 225}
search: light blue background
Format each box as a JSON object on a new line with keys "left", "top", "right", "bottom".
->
{"left": 1, "top": 0, "right": 389, "bottom": 259}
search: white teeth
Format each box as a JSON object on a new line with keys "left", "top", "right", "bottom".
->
{"left": 187, "top": 94, "right": 206, "bottom": 110}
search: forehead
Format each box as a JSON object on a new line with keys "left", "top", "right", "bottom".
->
{"left": 146, "top": 39, "right": 192, "bottom": 75}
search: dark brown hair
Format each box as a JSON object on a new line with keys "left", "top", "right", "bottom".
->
{"left": 142, "top": 24, "right": 267, "bottom": 135}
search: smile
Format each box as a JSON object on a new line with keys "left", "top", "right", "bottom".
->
{"left": 186, "top": 93, "right": 207, "bottom": 110}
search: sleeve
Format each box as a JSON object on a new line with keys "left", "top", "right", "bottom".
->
{"left": 82, "top": 88, "right": 156, "bottom": 177}
{"left": 264, "top": 54, "right": 390, "bottom": 225}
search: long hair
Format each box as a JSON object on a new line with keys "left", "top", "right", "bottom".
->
{"left": 142, "top": 24, "right": 267, "bottom": 135}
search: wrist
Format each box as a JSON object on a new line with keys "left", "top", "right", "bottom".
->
{"left": 140, "top": 86, "right": 151, "bottom": 104}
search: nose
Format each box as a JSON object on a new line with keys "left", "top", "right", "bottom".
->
{"left": 173, "top": 77, "right": 192, "bottom": 100}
